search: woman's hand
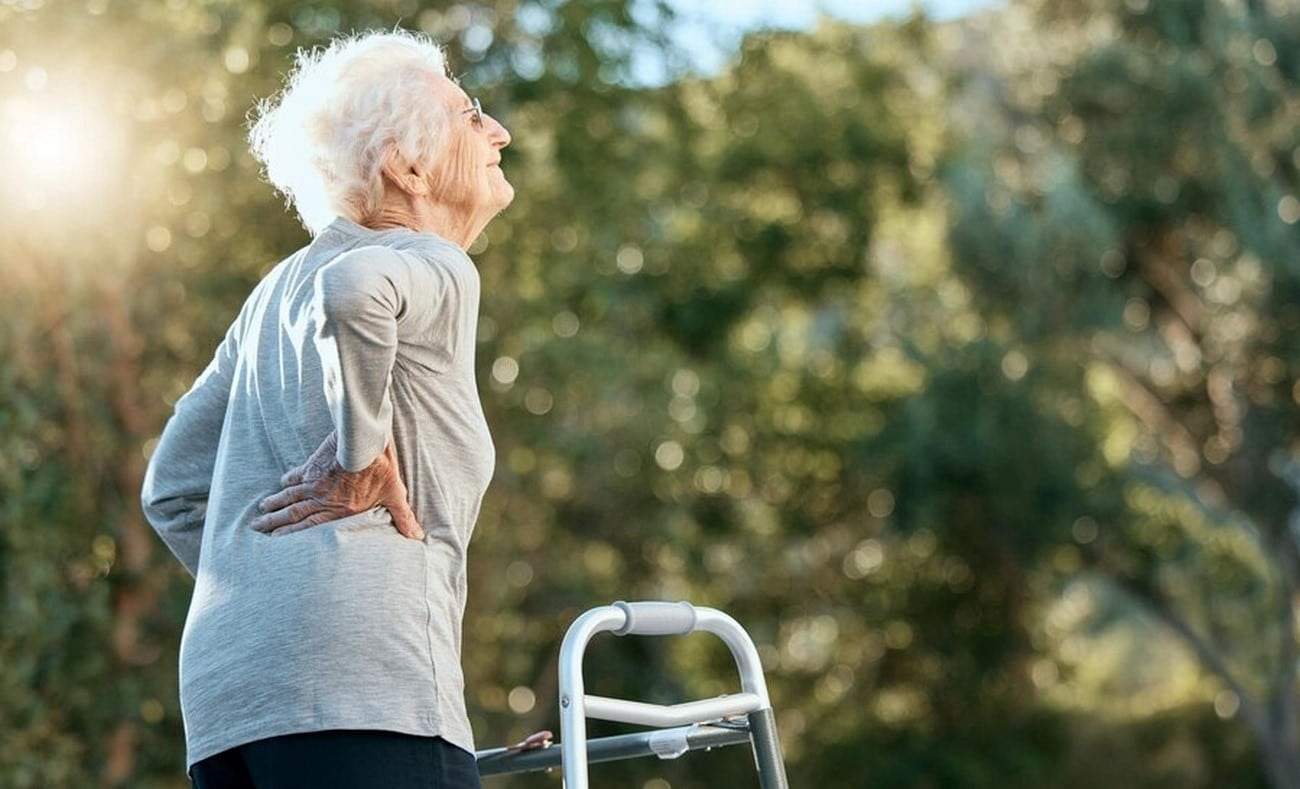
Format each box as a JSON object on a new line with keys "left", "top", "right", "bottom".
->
{"left": 250, "top": 432, "right": 424, "bottom": 540}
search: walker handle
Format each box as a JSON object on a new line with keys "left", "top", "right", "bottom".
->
{"left": 611, "top": 600, "right": 697, "bottom": 636}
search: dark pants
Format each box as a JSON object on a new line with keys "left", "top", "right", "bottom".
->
{"left": 189, "top": 729, "right": 482, "bottom": 789}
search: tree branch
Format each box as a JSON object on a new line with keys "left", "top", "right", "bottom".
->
{"left": 1117, "top": 577, "right": 1273, "bottom": 746}
{"left": 1099, "top": 356, "right": 1205, "bottom": 472}
{"left": 1132, "top": 228, "right": 1207, "bottom": 339}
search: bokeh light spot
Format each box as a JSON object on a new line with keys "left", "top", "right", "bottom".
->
{"left": 506, "top": 686, "right": 535, "bottom": 714}
{"left": 146, "top": 226, "right": 173, "bottom": 252}
{"left": 1278, "top": 195, "right": 1300, "bottom": 225}
{"left": 654, "top": 440, "right": 684, "bottom": 471}
{"left": 223, "top": 46, "right": 250, "bottom": 74}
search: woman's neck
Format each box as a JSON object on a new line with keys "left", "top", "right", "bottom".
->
{"left": 366, "top": 195, "right": 489, "bottom": 251}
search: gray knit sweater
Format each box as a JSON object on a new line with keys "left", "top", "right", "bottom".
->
{"left": 141, "top": 216, "right": 494, "bottom": 769}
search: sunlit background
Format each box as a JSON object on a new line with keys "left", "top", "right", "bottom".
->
{"left": 2, "top": 0, "right": 1299, "bottom": 787}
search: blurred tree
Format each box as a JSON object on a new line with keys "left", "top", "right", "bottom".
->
{"left": 940, "top": 0, "right": 1300, "bottom": 785}
{"left": 3, "top": 0, "right": 1292, "bottom": 786}
{"left": 465, "top": 12, "right": 939, "bottom": 787}
{"left": 0, "top": 2, "right": 248, "bottom": 783}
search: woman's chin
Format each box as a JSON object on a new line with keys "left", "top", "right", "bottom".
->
{"left": 493, "top": 181, "right": 516, "bottom": 211}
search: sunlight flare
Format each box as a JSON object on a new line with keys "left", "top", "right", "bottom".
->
{"left": 1, "top": 90, "right": 126, "bottom": 213}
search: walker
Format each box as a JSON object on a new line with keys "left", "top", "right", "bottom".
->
{"left": 475, "top": 601, "right": 789, "bottom": 787}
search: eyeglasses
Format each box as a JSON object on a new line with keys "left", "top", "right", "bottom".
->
{"left": 462, "top": 97, "right": 483, "bottom": 129}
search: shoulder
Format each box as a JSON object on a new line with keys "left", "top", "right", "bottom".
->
{"left": 394, "top": 230, "right": 467, "bottom": 261}
{"left": 390, "top": 234, "right": 475, "bottom": 279}
{"left": 329, "top": 244, "right": 407, "bottom": 271}
{"left": 316, "top": 218, "right": 473, "bottom": 278}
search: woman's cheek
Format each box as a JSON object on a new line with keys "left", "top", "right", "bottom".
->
{"left": 428, "top": 136, "right": 480, "bottom": 207}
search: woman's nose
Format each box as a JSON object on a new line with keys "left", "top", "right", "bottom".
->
{"left": 486, "top": 114, "right": 510, "bottom": 148}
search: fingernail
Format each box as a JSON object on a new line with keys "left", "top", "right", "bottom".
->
{"left": 415, "top": 530, "right": 425, "bottom": 540}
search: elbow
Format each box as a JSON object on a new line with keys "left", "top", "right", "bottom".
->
{"left": 140, "top": 456, "right": 177, "bottom": 534}
{"left": 140, "top": 463, "right": 164, "bottom": 531}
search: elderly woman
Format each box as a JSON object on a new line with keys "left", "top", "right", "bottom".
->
{"left": 141, "top": 30, "right": 511, "bottom": 788}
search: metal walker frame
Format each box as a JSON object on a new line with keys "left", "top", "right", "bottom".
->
{"left": 476, "top": 601, "right": 789, "bottom": 787}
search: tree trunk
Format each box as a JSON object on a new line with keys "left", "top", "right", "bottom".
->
{"left": 98, "top": 273, "right": 156, "bottom": 787}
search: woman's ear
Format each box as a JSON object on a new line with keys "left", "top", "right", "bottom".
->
{"left": 381, "top": 148, "right": 431, "bottom": 197}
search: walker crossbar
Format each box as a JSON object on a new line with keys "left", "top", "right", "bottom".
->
{"left": 475, "top": 722, "right": 752, "bottom": 776}
{"left": 555, "top": 601, "right": 789, "bottom": 788}
{"left": 583, "top": 692, "right": 763, "bottom": 727}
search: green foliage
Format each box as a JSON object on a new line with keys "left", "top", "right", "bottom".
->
{"left": 3, "top": 0, "right": 1300, "bottom": 786}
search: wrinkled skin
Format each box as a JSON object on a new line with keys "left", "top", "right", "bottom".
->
{"left": 250, "top": 432, "right": 424, "bottom": 540}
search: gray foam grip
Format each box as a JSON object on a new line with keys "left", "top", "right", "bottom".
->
{"left": 611, "top": 600, "right": 698, "bottom": 636}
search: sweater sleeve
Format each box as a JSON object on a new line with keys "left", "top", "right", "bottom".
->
{"left": 313, "top": 246, "right": 456, "bottom": 471}
{"left": 140, "top": 323, "right": 238, "bottom": 576}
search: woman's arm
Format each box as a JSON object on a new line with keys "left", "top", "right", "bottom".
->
{"left": 250, "top": 246, "right": 448, "bottom": 537}
{"left": 311, "top": 245, "right": 446, "bottom": 471}
{"left": 140, "top": 328, "right": 237, "bottom": 576}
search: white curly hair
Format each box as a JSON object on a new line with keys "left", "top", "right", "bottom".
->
{"left": 248, "top": 29, "right": 452, "bottom": 234}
